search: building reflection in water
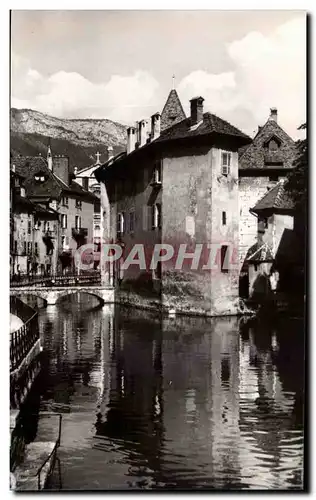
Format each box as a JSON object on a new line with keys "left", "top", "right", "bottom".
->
{"left": 36, "top": 295, "right": 304, "bottom": 490}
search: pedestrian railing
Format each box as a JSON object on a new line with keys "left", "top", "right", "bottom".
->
{"left": 10, "top": 271, "right": 101, "bottom": 288}
{"left": 10, "top": 311, "right": 39, "bottom": 372}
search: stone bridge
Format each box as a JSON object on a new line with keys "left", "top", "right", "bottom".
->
{"left": 10, "top": 285, "right": 115, "bottom": 306}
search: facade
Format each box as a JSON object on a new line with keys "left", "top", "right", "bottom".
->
{"left": 11, "top": 149, "right": 98, "bottom": 275}
{"left": 95, "top": 92, "right": 251, "bottom": 316}
{"left": 238, "top": 108, "right": 296, "bottom": 271}
{"left": 10, "top": 167, "right": 59, "bottom": 275}
{"left": 244, "top": 180, "right": 297, "bottom": 300}
{"left": 74, "top": 149, "right": 114, "bottom": 245}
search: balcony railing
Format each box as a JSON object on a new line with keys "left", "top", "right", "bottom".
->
{"left": 72, "top": 227, "right": 88, "bottom": 238}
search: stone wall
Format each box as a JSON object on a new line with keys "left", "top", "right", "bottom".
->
{"left": 238, "top": 175, "right": 287, "bottom": 268}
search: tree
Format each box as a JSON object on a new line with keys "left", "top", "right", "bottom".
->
{"left": 285, "top": 123, "right": 307, "bottom": 218}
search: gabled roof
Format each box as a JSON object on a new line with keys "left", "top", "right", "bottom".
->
{"left": 246, "top": 242, "right": 274, "bottom": 263}
{"left": 12, "top": 155, "right": 64, "bottom": 199}
{"left": 160, "top": 89, "right": 186, "bottom": 132}
{"left": 11, "top": 155, "right": 96, "bottom": 202}
{"left": 239, "top": 118, "right": 296, "bottom": 170}
{"left": 157, "top": 112, "right": 251, "bottom": 143}
{"left": 251, "top": 180, "right": 294, "bottom": 213}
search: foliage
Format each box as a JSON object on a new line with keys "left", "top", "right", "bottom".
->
{"left": 285, "top": 123, "right": 307, "bottom": 216}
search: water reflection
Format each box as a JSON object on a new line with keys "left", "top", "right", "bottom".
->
{"left": 35, "top": 295, "right": 304, "bottom": 490}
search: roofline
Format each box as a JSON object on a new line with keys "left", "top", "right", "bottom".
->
{"left": 95, "top": 129, "right": 251, "bottom": 183}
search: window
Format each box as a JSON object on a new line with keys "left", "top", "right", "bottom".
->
{"left": 129, "top": 210, "right": 135, "bottom": 233}
{"left": 14, "top": 240, "right": 17, "bottom": 254}
{"left": 254, "top": 264, "right": 258, "bottom": 272}
{"left": 269, "top": 174, "right": 279, "bottom": 182}
{"left": 221, "top": 152, "right": 231, "bottom": 175}
{"left": 117, "top": 212, "right": 125, "bottom": 235}
{"left": 75, "top": 215, "right": 81, "bottom": 230}
{"left": 34, "top": 242, "right": 38, "bottom": 255}
{"left": 61, "top": 235, "right": 66, "bottom": 250}
{"left": 27, "top": 242, "right": 32, "bottom": 255}
{"left": 75, "top": 199, "right": 82, "bottom": 209}
{"left": 23, "top": 241, "right": 26, "bottom": 255}
{"left": 269, "top": 139, "right": 279, "bottom": 152}
{"left": 62, "top": 196, "right": 69, "bottom": 207}
{"left": 61, "top": 214, "right": 67, "bottom": 229}
{"left": 152, "top": 161, "right": 162, "bottom": 184}
{"left": 152, "top": 203, "right": 161, "bottom": 230}
{"left": 220, "top": 245, "right": 229, "bottom": 273}
{"left": 27, "top": 220, "right": 31, "bottom": 235}
{"left": 153, "top": 261, "right": 162, "bottom": 279}
{"left": 222, "top": 211, "right": 227, "bottom": 226}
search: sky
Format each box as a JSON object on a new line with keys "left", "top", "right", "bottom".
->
{"left": 11, "top": 10, "right": 306, "bottom": 138}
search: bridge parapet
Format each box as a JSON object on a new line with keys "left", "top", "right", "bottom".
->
{"left": 10, "top": 286, "right": 115, "bottom": 306}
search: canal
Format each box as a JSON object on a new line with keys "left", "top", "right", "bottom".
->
{"left": 25, "top": 294, "right": 304, "bottom": 490}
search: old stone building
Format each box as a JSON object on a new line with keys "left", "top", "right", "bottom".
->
{"left": 74, "top": 148, "right": 114, "bottom": 245}
{"left": 238, "top": 108, "right": 296, "bottom": 271}
{"left": 244, "top": 180, "right": 299, "bottom": 301}
{"left": 11, "top": 148, "right": 98, "bottom": 274}
{"left": 95, "top": 91, "right": 251, "bottom": 316}
{"left": 10, "top": 166, "right": 59, "bottom": 275}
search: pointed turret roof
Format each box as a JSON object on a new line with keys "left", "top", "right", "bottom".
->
{"left": 161, "top": 89, "right": 186, "bottom": 132}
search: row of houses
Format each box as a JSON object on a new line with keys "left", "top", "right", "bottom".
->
{"left": 10, "top": 150, "right": 100, "bottom": 277}
{"left": 94, "top": 88, "right": 302, "bottom": 316}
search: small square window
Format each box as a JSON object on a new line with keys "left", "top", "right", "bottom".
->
{"left": 129, "top": 211, "right": 135, "bottom": 233}
{"left": 222, "top": 211, "right": 227, "bottom": 226}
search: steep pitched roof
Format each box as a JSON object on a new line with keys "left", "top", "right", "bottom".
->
{"left": 246, "top": 242, "right": 274, "bottom": 263}
{"left": 12, "top": 155, "right": 63, "bottom": 199}
{"left": 251, "top": 180, "right": 294, "bottom": 213}
{"left": 157, "top": 112, "right": 251, "bottom": 143}
{"left": 239, "top": 118, "right": 296, "bottom": 170}
{"left": 160, "top": 89, "right": 186, "bottom": 131}
{"left": 11, "top": 155, "right": 96, "bottom": 202}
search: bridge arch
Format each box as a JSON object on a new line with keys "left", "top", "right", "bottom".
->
{"left": 10, "top": 291, "right": 48, "bottom": 307}
{"left": 53, "top": 289, "right": 105, "bottom": 306}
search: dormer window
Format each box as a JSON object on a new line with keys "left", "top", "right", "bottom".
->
{"left": 264, "top": 135, "right": 282, "bottom": 151}
{"left": 221, "top": 152, "right": 231, "bottom": 176}
{"left": 34, "top": 171, "right": 46, "bottom": 183}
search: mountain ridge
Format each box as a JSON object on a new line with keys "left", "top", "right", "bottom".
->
{"left": 10, "top": 107, "right": 127, "bottom": 170}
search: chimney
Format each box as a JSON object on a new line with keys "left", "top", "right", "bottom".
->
{"left": 151, "top": 113, "right": 161, "bottom": 140}
{"left": 107, "top": 146, "right": 114, "bottom": 161}
{"left": 127, "top": 126, "right": 136, "bottom": 154}
{"left": 138, "top": 120, "right": 147, "bottom": 147}
{"left": 269, "top": 108, "right": 278, "bottom": 123}
{"left": 190, "top": 96, "right": 204, "bottom": 127}
{"left": 47, "top": 145, "right": 53, "bottom": 171}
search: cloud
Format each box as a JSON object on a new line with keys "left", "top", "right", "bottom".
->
{"left": 177, "top": 17, "right": 306, "bottom": 138}
{"left": 11, "top": 16, "right": 306, "bottom": 137}
{"left": 11, "top": 51, "right": 159, "bottom": 124}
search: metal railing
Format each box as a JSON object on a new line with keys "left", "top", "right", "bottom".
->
{"left": 10, "top": 270, "right": 101, "bottom": 288}
{"left": 10, "top": 312, "right": 39, "bottom": 372}
{"left": 36, "top": 413, "right": 62, "bottom": 490}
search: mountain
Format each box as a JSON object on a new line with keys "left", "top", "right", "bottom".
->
{"left": 10, "top": 108, "right": 127, "bottom": 170}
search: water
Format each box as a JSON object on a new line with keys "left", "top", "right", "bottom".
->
{"left": 28, "top": 294, "right": 304, "bottom": 490}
